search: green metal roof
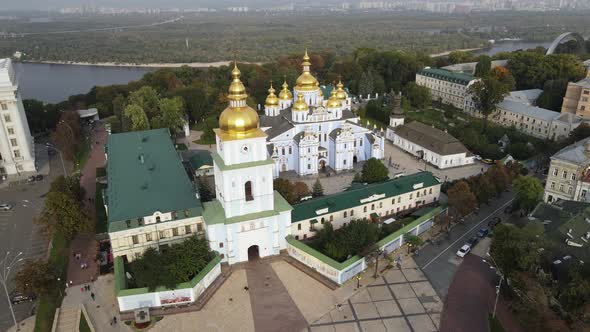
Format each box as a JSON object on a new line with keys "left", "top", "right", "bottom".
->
{"left": 106, "top": 129, "right": 202, "bottom": 231}
{"left": 188, "top": 150, "right": 213, "bottom": 170}
{"left": 203, "top": 191, "right": 292, "bottom": 226}
{"left": 418, "top": 68, "right": 476, "bottom": 86}
{"left": 291, "top": 172, "right": 440, "bottom": 222}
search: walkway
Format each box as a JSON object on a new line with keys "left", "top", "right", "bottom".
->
{"left": 66, "top": 122, "right": 107, "bottom": 286}
{"left": 245, "top": 259, "right": 308, "bottom": 332}
{"left": 309, "top": 256, "right": 442, "bottom": 332}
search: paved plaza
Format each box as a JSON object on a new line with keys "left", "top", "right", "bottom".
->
{"left": 308, "top": 258, "right": 442, "bottom": 332}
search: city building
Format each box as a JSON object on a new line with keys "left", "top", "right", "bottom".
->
{"left": 493, "top": 90, "right": 582, "bottom": 140}
{"left": 105, "top": 128, "right": 207, "bottom": 261}
{"left": 543, "top": 137, "right": 590, "bottom": 203}
{"left": 561, "top": 75, "right": 590, "bottom": 120}
{"left": 415, "top": 67, "right": 479, "bottom": 115}
{"left": 260, "top": 51, "right": 384, "bottom": 177}
{"left": 0, "top": 58, "right": 36, "bottom": 177}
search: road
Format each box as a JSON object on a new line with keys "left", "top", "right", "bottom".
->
{"left": 0, "top": 153, "right": 67, "bottom": 332}
{"left": 413, "top": 191, "right": 515, "bottom": 299}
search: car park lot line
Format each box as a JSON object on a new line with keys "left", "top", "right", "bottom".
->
{"left": 421, "top": 198, "right": 514, "bottom": 270}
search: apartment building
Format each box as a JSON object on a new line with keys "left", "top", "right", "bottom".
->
{"left": 544, "top": 137, "right": 590, "bottom": 203}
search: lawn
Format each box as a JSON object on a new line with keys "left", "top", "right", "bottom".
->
{"left": 34, "top": 232, "right": 68, "bottom": 332}
{"left": 78, "top": 311, "right": 91, "bottom": 332}
{"left": 488, "top": 314, "right": 506, "bottom": 332}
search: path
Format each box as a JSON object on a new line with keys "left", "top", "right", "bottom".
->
{"left": 66, "top": 123, "right": 107, "bottom": 286}
{"left": 246, "top": 259, "right": 308, "bottom": 332}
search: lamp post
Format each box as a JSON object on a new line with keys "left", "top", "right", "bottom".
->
{"left": 1, "top": 251, "right": 24, "bottom": 331}
{"left": 483, "top": 254, "right": 504, "bottom": 319}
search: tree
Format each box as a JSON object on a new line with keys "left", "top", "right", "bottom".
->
{"left": 468, "top": 77, "right": 510, "bottom": 129}
{"left": 404, "top": 233, "right": 422, "bottom": 253}
{"left": 312, "top": 179, "right": 324, "bottom": 198}
{"left": 352, "top": 172, "right": 363, "bottom": 183}
{"left": 490, "top": 66, "right": 516, "bottom": 91}
{"left": 361, "top": 158, "right": 389, "bottom": 184}
{"left": 474, "top": 55, "right": 492, "bottom": 78}
{"left": 448, "top": 51, "right": 474, "bottom": 65}
{"left": 536, "top": 79, "right": 569, "bottom": 112}
{"left": 568, "top": 123, "right": 590, "bottom": 143}
{"left": 196, "top": 177, "right": 214, "bottom": 202}
{"left": 128, "top": 86, "right": 160, "bottom": 118}
{"left": 293, "top": 182, "right": 310, "bottom": 202}
{"left": 51, "top": 111, "right": 82, "bottom": 161}
{"left": 321, "top": 219, "right": 379, "bottom": 262}
{"left": 112, "top": 94, "right": 127, "bottom": 132}
{"left": 490, "top": 223, "right": 545, "bottom": 277}
{"left": 124, "top": 104, "right": 150, "bottom": 131}
{"left": 512, "top": 176, "right": 543, "bottom": 212}
{"left": 447, "top": 180, "right": 477, "bottom": 218}
{"left": 473, "top": 175, "right": 495, "bottom": 204}
{"left": 274, "top": 178, "right": 297, "bottom": 204}
{"left": 151, "top": 97, "right": 185, "bottom": 136}
{"left": 403, "top": 82, "right": 431, "bottom": 109}
{"left": 14, "top": 259, "right": 56, "bottom": 296}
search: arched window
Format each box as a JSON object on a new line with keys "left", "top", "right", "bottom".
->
{"left": 371, "top": 204, "right": 375, "bottom": 211}
{"left": 282, "top": 147, "right": 286, "bottom": 155}
{"left": 245, "top": 181, "right": 253, "bottom": 201}
{"left": 344, "top": 211, "right": 347, "bottom": 218}
{"left": 156, "top": 216, "right": 161, "bottom": 223}
{"left": 363, "top": 206, "right": 367, "bottom": 213}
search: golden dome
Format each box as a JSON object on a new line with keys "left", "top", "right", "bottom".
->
{"left": 279, "top": 79, "right": 293, "bottom": 100}
{"left": 335, "top": 80, "right": 347, "bottom": 100}
{"left": 327, "top": 89, "right": 342, "bottom": 108}
{"left": 218, "top": 62, "right": 260, "bottom": 136}
{"left": 296, "top": 49, "right": 319, "bottom": 91}
{"left": 265, "top": 82, "right": 279, "bottom": 107}
{"left": 293, "top": 93, "right": 308, "bottom": 111}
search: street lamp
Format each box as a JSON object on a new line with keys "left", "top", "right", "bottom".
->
{"left": 1, "top": 251, "right": 24, "bottom": 331}
{"left": 483, "top": 254, "right": 504, "bottom": 319}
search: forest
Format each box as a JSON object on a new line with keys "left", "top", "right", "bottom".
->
{"left": 1, "top": 11, "right": 589, "bottom": 63}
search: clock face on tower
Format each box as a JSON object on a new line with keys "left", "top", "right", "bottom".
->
{"left": 240, "top": 144, "right": 249, "bottom": 154}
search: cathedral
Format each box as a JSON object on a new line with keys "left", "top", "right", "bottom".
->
{"left": 260, "top": 50, "right": 385, "bottom": 177}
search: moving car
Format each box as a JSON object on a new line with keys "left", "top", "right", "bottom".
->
{"left": 477, "top": 228, "right": 490, "bottom": 238}
{"left": 456, "top": 244, "right": 471, "bottom": 258}
{"left": 0, "top": 203, "right": 13, "bottom": 211}
{"left": 482, "top": 159, "right": 494, "bottom": 165}
{"left": 10, "top": 291, "right": 36, "bottom": 304}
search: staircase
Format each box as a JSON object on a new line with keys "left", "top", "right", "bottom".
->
{"left": 53, "top": 307, "right": 79, "bottom": 332}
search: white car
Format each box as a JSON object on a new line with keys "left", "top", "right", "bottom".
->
{"left": 0, "top": 203, "right": 13, "bottom": 211}
{"left": 456, "top": 244, "right": 471, "bottom": 258}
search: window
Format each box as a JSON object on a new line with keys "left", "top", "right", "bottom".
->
{"left": 550, "top": 182, "right": 555, "bottom": 189}
{"left": 132, "top": 235, "right": 139, "bottom": 245}
{"left": 371, "top": 204, "right": 375, "bottom": 211}
{"left": 134, "top": 252, "right": 141, "bottom": 259}
{"left": 146, "top": 233, "right": 152, "bottom": 242}
{"left": 330, "top": 215, "right": 333, "bottom": 222}
{"left": 289, "top": 147, "right": 292, "bottom": 154}
{"left": 563, "top": 171, "right": 567, "bottom": 179}
{"left": 350, "top": 210, "right": 354, "bottom": 216}
{"left": 219, "top": 242, "right": 224, "bottom": 248}
{"left": 571, "top": 174, "right": 576, "bottom": 181}
{"left": 568, "top": 187, "right": 573, "bottom": 194}
{"left": 417, "top": 192, "right": 421, "bottom": 198}
{"left": 409, "top": 194, "right": 413, "bottom": 199}
{"left": 553, "top": 168, "right": 558, "bottom": 176}
{"left": 245, "top": 181, "right": 253, "bottom": 201}
{"left": 363, "top": 206, "right": 367, "bottom": 213}
{"left": 282, "top": 147, "right": 285, "bottom": 155}
{"left": 159, "top": 231, "right": 166, "bottom": 239}
{"left": 379, "top": 202, "right": 383, "bottom": 208}
{"left": 398, "top": 197, "right": 401, "bottom": 203}
{"left": 10, "top": 139, "right": 17, "bottom": 147}
{"left": 4, "top": 114, "right": 10, "bottom": 122}
{"left": 582, "top": 190, "right": 587, "bottom": 198}
{"left": 360, "top": 140, "right": 363, "bottom": 146}
{"left": 295, "top": 235, "right": 299, "bottom": 240}
{"left": 560, "top": 184, "right": 564, "bottom": 192}
{"left": 156, "top": 216, "right": 161, "bottom": 223}
{"left": 344, "top": 211, "right": 347, "bottom": 218}
{"left": 321, "top": 218, "right": 325, "bottom": 224}
{"left": 13, "top": 150, "right": 20, "bottom": 158}
{"left": 197, "top": 223, "right": 203, "bottom": 232}
{"left": 297, "top": 224, "right": 301, "bottom": 230}
{"left": 172, "top": 228, "right": 179, "bottom": 236}
{"left": 7, "top": 127, "right": 14, "bottom": 135}
{"left": 0, "top": 103, "right": 7, "bottom": 110}
{"left": 303, "top": 234, "right": 307, "bottom": 239}
{"left": 343, "top": 159, "right": 346, "bottom": 165}
{"left": 429, "top": 188, "right": 432, "bottom": 194}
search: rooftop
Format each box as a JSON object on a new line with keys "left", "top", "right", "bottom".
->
{"left": 106, "top": 129, "right": 202, "bottom": 229}
{"left": 572, "top": 78, "right": 590, "bottom": 89}
{"left": 183, "top": 150, "right": 213, "bottom": 170}
{"left": 507, "top": 89, "right": 543, "bottom": 105}
{"left": 497, "top": 98, "right": 560, "bottom": 122}
{"left": 291, "top": 171, "right": 440, "bottom": 222}
{"left": 393, "top": 121, "right": 472, "bottom": 156}
{"left": 552, "top": 136, "right": 590, "bottom": 165}
{"left": 417, "top": 67, "right": 476, "bottom": 86}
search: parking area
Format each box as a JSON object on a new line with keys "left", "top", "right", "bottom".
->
{"left": 0, "top": 153, "right": 66, "bottom": 332}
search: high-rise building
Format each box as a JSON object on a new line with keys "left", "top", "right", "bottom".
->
{"left": 0, "top": 59, "right": 35, "bottom": 177}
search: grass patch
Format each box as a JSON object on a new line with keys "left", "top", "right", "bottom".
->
{"left": 488, "top": 314, "right": 505, "bottom": 332}
{"left": 95, "top": 181, "right": 108, "bottom": 234}
{"left": 34, "top": 232, "right": 69, "bottom": 332}
{"left": 78, "top": 310, "right": 91, "bottom": 332}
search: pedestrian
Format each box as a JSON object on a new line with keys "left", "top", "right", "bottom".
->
{"left": 113, "top": 316, "right": 117, "bottom": 324}
{"left": 69, "top": 280, "right": 73, "bottom": 286}
{"left": 90, "top": 292, "right": 95, "bottom": 301}
{"left": 81, "top": 287, "right": 84, "bottom": 292}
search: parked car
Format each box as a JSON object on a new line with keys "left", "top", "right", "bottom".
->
{"left": 488, "top": 217, "right": 502, "bottom": 229}
{"left": 467, "top": 236, "right": 479, "bottom": 246}
{"left": 27, "top": 176, "right": 36, "bottom": 183}
{"left": 0, "top": 203, "right": 13, "bottom": 211}
{"left": 35, "top": 174, "right": 43, "bottom": 181}
{"left": 477, "top": 228, "right": 490, "bottom": 238}
{"left": 10, "top": 291, "right": 36, "bottom": 304}
{"left": 456, "top": 244, "right": 471, "bottom": 258}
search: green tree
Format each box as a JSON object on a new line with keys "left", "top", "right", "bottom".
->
{"left": 124, "top": 104, "right": 150, "bottom": 131}
{"left": 473, "top": 175, "right": 494, "bottom": 204}
{"left": 513, "top": 176, "right": 543, "bottom": 212}
{"left": 312, "top": 179, "right": 324, "bottom": 198}
{"left": 361, "top": 158, "right": 389, "bottom": 184}
{"left": 468, "top": 77, "right": 510, "bottom": 130}
{"left": 112, "top": 94, "right": 127, "bottom": 132}
{"left": 568, "top": 123, "right": 590, "bottom": 143}
{"left": 14, "top": 259, "right": 56, "bottom": 297}
{"left": 448, "top": 51, "right": 474, "bottom": 65}
{"left": 474, "top": 55, "right": 492, "bottom": 78}
{"left": 51, "top": 111, "right": 82, "bottom": 161}
{"left": 403, "top": 82, "right": 431, "bottom": 109}
{"left": 196, "top": 177, "right": 214, "bottom": 202}
{"left": 352, "top": 172, "right": 363, "bottom": 183}
{"left": 404, "top": 233, "right": 422, "bottom": 252}
{"left": 322, "top": 219, "right": 379, "bottom": 262}
{"left": 128, "top": 86, "right": 160, "bottom": 118}
{"left": 274, "top": 178, "right": 297, "bottom": 204}
{"left": 151, "top": 97, "right": 185, "bottom": 136}
{"left": 447, "top": 180, "right": 477, "bottom": 218}
{"left": 489, "top": 223, "right": 545, "bottom": 277}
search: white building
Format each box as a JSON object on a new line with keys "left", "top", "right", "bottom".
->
{"left": 260, "top": 51, "right": 384, "bottom": 177}
{"left": 0, "top": 58, "right": 35, "bottom": 177}
{"left": 544, "top": 137, "right": 590, "bottom": 204}
{"left": 493, "top": 90, "right": 582, "bottom": 141}
{"left": 415, "top": 67, "right": 479, "bottom": 114}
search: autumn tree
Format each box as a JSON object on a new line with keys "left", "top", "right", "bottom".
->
{"left": 293, "top": 181, "right": 310, "bottom": 202}
{"left": 51, "top": 111, "right": 82, "bottom": 161}
{"left": 447, "top": 180, "right": 477, "bottom": 218}
{"left": 274, "top": 178, "right": 297, "bottom": 204}
{"left": 15, "top": 259, "right": 56, "bottom": 296}
{"left": 490, "top": 66, "right": 516, "bottom": 91}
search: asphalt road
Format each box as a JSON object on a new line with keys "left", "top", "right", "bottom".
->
{"left": 0, "top": 154, "right": 66, "bottom": 332}
{"left": 413, "top": 191, "right": 515, "bottom": 299}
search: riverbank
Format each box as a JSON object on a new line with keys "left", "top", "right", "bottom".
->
{"left": 429, "top": 47, "right": 484, "bottom": 58}
{"left": 21, "top": 60, "right": 264, "bottom": 68}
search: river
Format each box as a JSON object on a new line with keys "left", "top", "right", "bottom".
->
{"left": 13, "top": 40, "right": 554, "bottom": 103}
